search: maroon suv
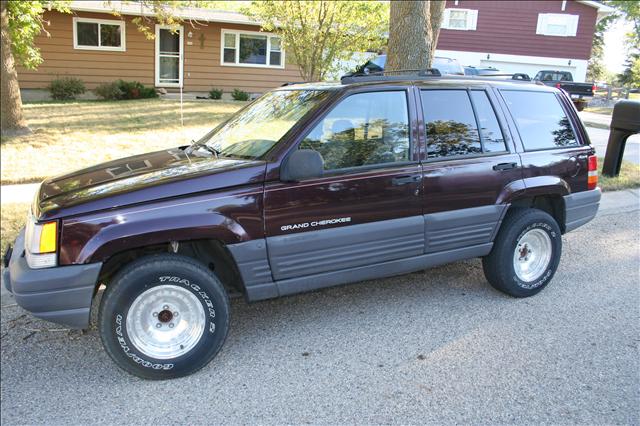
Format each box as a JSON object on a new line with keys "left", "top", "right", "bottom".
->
{"left": 3, "top": 75, "right": 601, "bottom": 379}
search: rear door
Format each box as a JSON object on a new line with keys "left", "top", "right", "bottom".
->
{"left": 264, "top": 88, "right": 424, "bottom": 282}
{"left": 418, "top": 86, "right": 523, "bottom": 254}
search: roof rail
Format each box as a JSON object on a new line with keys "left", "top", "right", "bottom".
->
{"left": 340, "top": 68, "right": 441, "bottom": 84}
{"left": 474, "top": 73, "right": 531, "bottom": 81}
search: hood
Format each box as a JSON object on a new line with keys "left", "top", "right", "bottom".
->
{"left": 35, "top": 147, "right": 266, "bottom": 220}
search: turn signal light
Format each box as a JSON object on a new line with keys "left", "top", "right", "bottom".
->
{"left": 39, "top": 221, "right": 58, "bottom": 253}
{"left": 587, "top": 155, "right": 598, "bottom": 190}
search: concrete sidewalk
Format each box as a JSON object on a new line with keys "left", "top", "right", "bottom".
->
{"left": 579, "top": 110, "right": 612, "bottom": 129}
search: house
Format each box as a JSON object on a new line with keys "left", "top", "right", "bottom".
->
{"left": 17, "top": 1, "right": 300, "bottom": 99}
{"left": 435, "top": 0, "right": 614, "bottom": 81}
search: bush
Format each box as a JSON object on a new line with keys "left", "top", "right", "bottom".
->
{"left": 94, "top": 82, "right": 123, "bottom": 100}
{"left": 209, "top": 88, "right": 223, "bottom": 100}
{"left": 93, "top": 80, "right": 158, "bottom": 100}
{"left": 231, "top": 88, "right": 249, "bottom": 101}
{"left": 48, "top": 77, "right": 86, "bottom": 100}
{"left": 116, "top": 80, "right": 158, "bottom": 99}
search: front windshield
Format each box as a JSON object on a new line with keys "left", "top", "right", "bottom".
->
{"left": 199, "top": 89, "right": 329, "bottom": 159}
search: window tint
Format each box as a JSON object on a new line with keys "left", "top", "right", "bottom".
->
{"left": 421, "top": 90, "right": 481, "bottom": 158}
{"left": 470, "top": 91, "right": 506, "bottom": 152}
{"left": 300, "top": 91, "right": 410, "bottom": 170}
{"left": 501, "top": 91, "right": 578, "bottom": 150}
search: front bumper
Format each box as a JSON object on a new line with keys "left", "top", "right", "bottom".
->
{"left": 2, "top": 228, "right": 102, "bottom": 329}
{"left": 564, "top": 188, "right": 602, "bottom": 233}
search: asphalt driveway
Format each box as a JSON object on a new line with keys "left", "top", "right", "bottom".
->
{"left": 1, "top": 191, "right": 638, "bottom": 425}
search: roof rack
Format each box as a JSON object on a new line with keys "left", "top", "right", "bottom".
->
{"left": 474, "top": 73, "right": 531, "bottom": 81}
{"left": 340, "top": 68, "right": 441, "bottom": 84}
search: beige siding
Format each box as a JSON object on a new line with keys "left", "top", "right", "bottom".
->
{"left": 17, "top": 11, "right": 301, "bottom": 93}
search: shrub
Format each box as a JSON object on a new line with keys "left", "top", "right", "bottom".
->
{"left": 48, "top": 77, "right": 86, "bottom": 100}
{"left": 93, "top": 80, "right": 158, "bottom": 100}
{"left": 209, "top": 88, "right": 223, "bottom": 99}
{"left": 94, "top": 82, "right": 123, "bottom": 100}
{"left": 116, "top": 80, "right": 158, "bottom": 99}
{"left": 231, "top": 88, "right": 249, "bottom": 101}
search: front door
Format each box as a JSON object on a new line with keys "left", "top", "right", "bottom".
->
{"left": 155, "top": 25, "right": 183, "bottom": 87}
{"left": 264, "top": 89, "right": 424, "bottom": 283}
{"left": 418, "top": 87, "right": 522, "bottom": 253}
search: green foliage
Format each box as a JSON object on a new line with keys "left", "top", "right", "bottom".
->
{"left": 244, "top": 1, "right": 389, "bottom": 81}
{"left": 94, "top": 80, "right": 158, "bottom": 100}
{"left": 94, "top": 82, "right": 123, "bottom": 100}
{"left": 47, "top": 77, "right": 86, "bottom": 100}
{"left": 209, "top": 88, "right": 224, "bottom": 99}
{"left": 587, "top": 15, "right": 615, "bottom": 82}
{"left": 606, "top": 1, "right": 640, "bottom": 86}
{"left": 231, "top": 89, "right": 249, "bottom": 101}
{"left": 6, "top": 0, "right": 71, "bottom": 69}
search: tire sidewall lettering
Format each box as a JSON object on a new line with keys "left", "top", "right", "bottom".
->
{"left": 112, "top": 275, "right": 218, "bottom": 370}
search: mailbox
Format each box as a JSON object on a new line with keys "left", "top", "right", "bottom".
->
{"left": 602, "top": 100, "right": 640, "bottom": 177}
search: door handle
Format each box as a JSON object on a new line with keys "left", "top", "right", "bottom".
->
{"left": 493, "top": 162, "right": 519, "bottom": 171}
{"left": 392, "top": 175, "right": 421, "bottom": 185}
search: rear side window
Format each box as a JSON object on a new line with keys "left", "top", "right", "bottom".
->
{"left": 470, "top": 91, "right": 506, "bottom": 153}
{"left": 421, "top": 89, "right": 506, "bottom": 158}
{"left": 501, "top": 91, "right": 578, "bottom": 150}
{"left": 421, "top": 90, "right": 481, "bottom": 158}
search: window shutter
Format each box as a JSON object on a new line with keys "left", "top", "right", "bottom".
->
{"left": 536, "top": 13, "right": 547, "bottom": 35}
{"left": 442, "top": 9, "right": 451, "bottom": 29}
{"left": 467, "top": 9, "right": 478, "bottom": 30}
{"left": 568, "top": 15, "right": 579, "bottom": 36}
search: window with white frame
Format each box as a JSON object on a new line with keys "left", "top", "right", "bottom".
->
{"left": 536, "top": 14, "right": 579, "bottom": 37}
{"left": 441, "top": 8, "right": 478, "bottom": 31}
{"left": 73, "top": 17, "right": 126, "bottom": 51}
{"left": 221, "top": 30, "right": 284, "bottom": 68}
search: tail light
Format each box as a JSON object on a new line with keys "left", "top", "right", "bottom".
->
{"left": 555, "top": 83, "right": 562, "bottom": 89}
{"left": 592, "top": 84, "right": 597, "bottom": 92}
{"left": 588, "top": 155, "right": 598, "bottom": 190}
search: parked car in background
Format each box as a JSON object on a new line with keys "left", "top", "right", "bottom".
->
{"left": 4, "top": 73, "right": 601, "bottom": 379}
{"left": 464, "top": 66, "right": 501, "bottom": 76}
{"left": 343, "top": 55, "right": 465, "bottom": 77}
{"left": 533, "top": 70, "right": 595, "bottom": 111}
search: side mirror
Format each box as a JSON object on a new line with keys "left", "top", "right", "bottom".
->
{"left": 603, "top": 100, "right": 640, "bottom": 177}
{"left": 280, "top": 149, "right": 324, "bottom": 182}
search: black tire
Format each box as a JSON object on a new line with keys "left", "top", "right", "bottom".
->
{"left": 483, "top": 208, "right": 562, "bottom": 297}
{"left": 98, "top": 254, "right": 230, "bottom": 380}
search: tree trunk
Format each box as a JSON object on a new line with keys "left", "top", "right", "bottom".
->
{"left": 1, "top": 0, "right": 29, "bottom": 136}
{"left": 386, "top": 0, "right": 445, "bottom": 72}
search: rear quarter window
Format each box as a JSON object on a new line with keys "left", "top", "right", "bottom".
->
{"left": 500, "top": 90, "right": 578, "bottom": 150}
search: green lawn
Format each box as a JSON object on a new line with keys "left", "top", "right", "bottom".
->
{"left": 0, "top": 99, "right": 243, "bottom": 184}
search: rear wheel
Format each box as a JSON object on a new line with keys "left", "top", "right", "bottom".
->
{"left": 483, "top": 208, "right": 562, "bottom": 297}
{"left": 99, "top": 254, "right": 230, "bottom": 379}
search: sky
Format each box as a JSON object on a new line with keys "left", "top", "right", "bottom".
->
{"left": 603, "top": 18, "right": 634, "bottom": 74}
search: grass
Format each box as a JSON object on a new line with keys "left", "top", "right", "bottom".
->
{"left": 0, "top": 99, "right": 243, "bottom": 184}
{"left": 1, "top": 203, "right": 29, "bottom": 260}
{"left": 584, "top": 106, "right": 613, "bottom": 115}
{"left": 598, "top": 158, "right": 640, "bottom": 192}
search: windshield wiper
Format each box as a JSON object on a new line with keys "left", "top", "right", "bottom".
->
{"left": 187, "top": 140, "right": 221, "bottom": 158}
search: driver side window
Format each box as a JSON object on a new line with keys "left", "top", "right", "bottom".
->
{"left": 300, "top": 91, "right": 410, "bottom": 170}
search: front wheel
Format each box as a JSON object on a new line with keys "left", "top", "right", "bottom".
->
{"left": 483, "top": 208, "right": 562, "bottom": 297}
{"left": 98, "top": 254, "right": 230, "bottom": 379}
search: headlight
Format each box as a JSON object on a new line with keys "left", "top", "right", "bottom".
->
{"left": 25, "top": 215, "right": 58, "bottom": 269}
